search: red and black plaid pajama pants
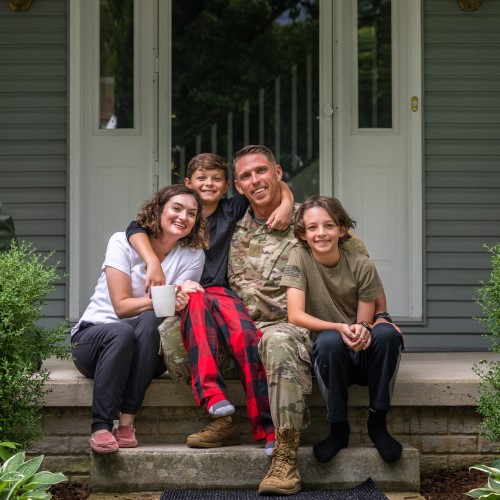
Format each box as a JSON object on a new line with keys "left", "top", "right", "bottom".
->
{"left": 181, "top": 286, "right": 274, "bottom": 441}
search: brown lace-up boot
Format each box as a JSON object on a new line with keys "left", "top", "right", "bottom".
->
{"left": 258, "top": 427, "right": 301, "bottom": 495}
{"left": 186, "top": 415, "right": 241, "bottom": 448}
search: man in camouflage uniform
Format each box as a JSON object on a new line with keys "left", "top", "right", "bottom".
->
{"left": 161, "top": 145, "right": 385, "bottom": 495}
{"left": 229, "top": 145, "right": 383, "bottom": 495}
{"left": 228, "top": 145, "right": 310, "bottom": 494}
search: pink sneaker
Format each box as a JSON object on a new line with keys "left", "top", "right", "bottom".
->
{"left": 89, "top": 430, "right": 119, "bottom": 454}
{"left": 114, "top": 425, "right": 138, "bottom": 448}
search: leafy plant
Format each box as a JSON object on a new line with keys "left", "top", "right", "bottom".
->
{"left": 476, "top": 244, "right": 500, "bottom": 352}
{"left": 0, "top": 443, "right": 20, "bottom": 464}
{"left": 0, "top": 241, "right": 70, "bottom": 449}
{"left": 474, "top": 243, "right": 500, "bottom": 448}
{"left": 0, "top": 451, "right": 67, "bottom": 500}
{"left": 466, "top": 459, "right": 500, "bottom": 499}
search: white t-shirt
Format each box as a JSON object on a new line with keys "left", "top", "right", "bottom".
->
{"left": 71, "top": 232, "right": 205, "bottom": 335}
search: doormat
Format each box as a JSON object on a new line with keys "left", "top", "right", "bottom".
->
{"left": 160, "top": 478, "right": 388, "bottom": 499}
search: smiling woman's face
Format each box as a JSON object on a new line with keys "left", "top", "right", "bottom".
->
{"left": 159, "top": 193, "right": 199, "bottom": 240}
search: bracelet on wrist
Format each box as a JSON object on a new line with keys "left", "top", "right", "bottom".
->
{"left": 359, "top": 321, "right": 372, "bottom": 332}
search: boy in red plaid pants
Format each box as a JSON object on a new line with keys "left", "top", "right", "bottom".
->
{"left": 127, "top": 153, "right": 293, "bottom": 455}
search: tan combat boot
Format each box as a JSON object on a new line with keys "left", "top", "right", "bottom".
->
{"left": 258, "top": 427, "right": 301, "bottom": 495}
{"left": 186, "top": 415, "right": 241, "bottom": 448}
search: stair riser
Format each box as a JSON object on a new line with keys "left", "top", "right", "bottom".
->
{"left": 90, "top": 445, "right": 420, "bottom": 492}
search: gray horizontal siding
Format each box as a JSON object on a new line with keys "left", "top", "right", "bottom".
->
{"left": 0, "top": 0, "right": 67, "bottom": 330}
{"left": 403, "top": 0, "right": 500, "bottom": 350}
{"left": 1, "top": 0, "right": 499, "bottom": 349}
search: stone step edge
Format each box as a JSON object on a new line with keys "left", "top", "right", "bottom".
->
{"left": 43, "top": 353, "right": 497, "bottom": 407}
{"left": 90, "top": 443, "right": 420, "bottom": 493}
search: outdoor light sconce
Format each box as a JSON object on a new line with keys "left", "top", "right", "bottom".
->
{"left": 8, "top": 0, "right": 32, "bottom": 12}
{"left": 458, "top": 0, "right": 482, "bottom": 10}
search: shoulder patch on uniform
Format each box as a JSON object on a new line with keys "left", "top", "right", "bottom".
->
{"left": 283, "top": 264, "right": 300, "bottom": 278}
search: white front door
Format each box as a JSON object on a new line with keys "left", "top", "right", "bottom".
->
{"left": 69, "top": 0, "right": 421, "bottom": 321}
{"left": 328, "top": 0, "right": 422, "bottom": 320}
{"left": 69, "top": 0, "right": 160, "bottom": 319}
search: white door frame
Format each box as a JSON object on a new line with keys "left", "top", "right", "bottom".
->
{"left": 69, "top": 0, "right": 420, "bottom": 321}
{"left": 68, "top": 0, "right": 171, "bottom": 321}
{"left": 319, "top": 0, "right": 423, "bottom": 320}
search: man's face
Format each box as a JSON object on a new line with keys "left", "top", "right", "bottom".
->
{"left": 234, "top": 153, "right": 283, "bottom": 216}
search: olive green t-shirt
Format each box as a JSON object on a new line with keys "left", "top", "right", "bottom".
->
{"left": 280, "top": 245, "right": 383, "bottom": 327}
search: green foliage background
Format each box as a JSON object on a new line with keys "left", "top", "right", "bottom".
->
{"left": 170, "top": 0, "right": 320, "bottom": 184}
{"left": 474, "top": 243, "right": 500, "bottom": 448}
{"left": 0, "top": 242, "right": 70, "bottom": 449}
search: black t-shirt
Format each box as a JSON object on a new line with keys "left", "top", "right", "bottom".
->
{"left": 125, "top": 192, "right": 249, "bottom": 288}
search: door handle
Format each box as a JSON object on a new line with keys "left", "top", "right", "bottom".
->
{"left": 411, "top": 96, "right": 419, "bottom": 112}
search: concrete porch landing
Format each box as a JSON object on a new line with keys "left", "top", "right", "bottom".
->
{"left": 38, "top": 352, "right": 499, "bottom": 493}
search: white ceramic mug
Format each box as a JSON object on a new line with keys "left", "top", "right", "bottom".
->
{"left": 150, "top": 285, "right": 176, "bottom": 317}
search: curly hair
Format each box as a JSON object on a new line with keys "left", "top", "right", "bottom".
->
{"left": 294, "top": 195, "right": 356, "bottom": 248}
{"left": 186, "top": 153, "right": 229, "bottom": 182}
{"left": 135, "top": 184, "right": 209, "bottom": 249}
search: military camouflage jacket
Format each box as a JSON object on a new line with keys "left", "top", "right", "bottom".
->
{"left": 228, "top": 204, "right": 369, "bottom": 328}
{"left": 228, "top": 205, "right": 300, "bottom": 327}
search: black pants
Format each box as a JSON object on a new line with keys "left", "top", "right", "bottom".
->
{"left": 313, "top": 322, "right": 403, "bottom": 423}
{"left": 71, "top": 310, "right": 166, "bottom": 433}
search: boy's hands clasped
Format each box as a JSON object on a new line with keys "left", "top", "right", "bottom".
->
{"left": 338, "top": 323, "right": 372, "bottom": 352}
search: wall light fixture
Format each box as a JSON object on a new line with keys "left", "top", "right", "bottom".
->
{"left": 458, "top": 0, "right": 482, "bottom": 11}
{"left": 8, "top": 0, "right": 32, "bottom": 12}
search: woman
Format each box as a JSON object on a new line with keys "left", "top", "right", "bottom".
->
{"left": 71, "top": 185, "right": 208, "bottom": 454}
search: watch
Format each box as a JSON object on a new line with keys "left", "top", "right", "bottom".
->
{"left": 374, "top": 312, "right": 392, "bottom": 322}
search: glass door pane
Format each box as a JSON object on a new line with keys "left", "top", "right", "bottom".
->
{"left": 171, "top": 0, "right": 319, "bottom": 201}
{"left": 99, "top": 0, "right": 134, "bottom": 129}
{"left": 357, "top": 0, "right": 392, "bottom": 129}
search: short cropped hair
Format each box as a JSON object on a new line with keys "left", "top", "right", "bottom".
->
{"left": 294, "top": 195, "right": 356, "bottom": 247}
{"left": 136, "top": 184, "right": 209, "bottom": 249}
{"left": 232, "top": 145, "right": 277, "bottom": 173}
{"left": 186, "top": 153, "right": 229, "bottom": 182}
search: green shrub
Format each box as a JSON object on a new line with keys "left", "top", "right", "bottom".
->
{"left": 0, "top": 450, "right": 67, "bottom": 499}
{"left": 474, "top": 243, "right": 500, "bottom": 449}
{"left": 0, "top": 241, "right": 70, "bottom": 449}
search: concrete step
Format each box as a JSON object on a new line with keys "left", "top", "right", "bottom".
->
{"left": 38, "top": 353, "right": 499, "bottom": 484}
{"left": 90, "top": 443, "right": 420, "bottom": 492}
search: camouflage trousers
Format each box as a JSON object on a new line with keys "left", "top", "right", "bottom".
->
{"left": 157, "top": 316, "right": 234, "bottom": 383}
{"left": 159, "top": 315, "right": 314, "bottom": 431}
{"left": 258, "top": 322, "right": 313, "bottom": 431}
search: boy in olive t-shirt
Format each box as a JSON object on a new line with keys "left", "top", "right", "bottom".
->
{"left": 281, "top": 195, "right": 404, "bottom": 464}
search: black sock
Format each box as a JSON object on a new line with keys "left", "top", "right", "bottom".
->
{"left": 313, "top": 420, "right": 350, "bottom": 463}
{"left": 367, "top": 408, "right": 402, "bottom": 463}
